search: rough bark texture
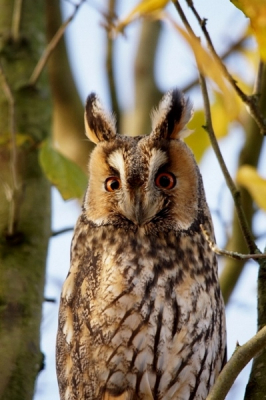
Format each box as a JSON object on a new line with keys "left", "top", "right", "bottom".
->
{"left": 0, "top": 1, "right": 51, "bottom": 399}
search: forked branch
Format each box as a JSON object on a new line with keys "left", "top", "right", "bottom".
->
{"left": 172, "top": 0, "right": 259, "bottom": 254}
{"left": 184, "top": 0, "right": 266, "bottom": 136}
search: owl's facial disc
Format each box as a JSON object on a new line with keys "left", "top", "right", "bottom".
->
{"left": 104, "top": 146, "right": 172, "bottom": 226}
{"left": 104, "top": 178, "right": 166, "bottom": 226}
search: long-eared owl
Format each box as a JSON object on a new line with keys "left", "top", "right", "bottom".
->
{"left": 56, "top": 89, "right": 226, "bottom": 400}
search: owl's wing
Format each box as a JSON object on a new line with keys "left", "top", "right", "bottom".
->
{"left": 56, "top": 217, "right": 98, "bottom": 399}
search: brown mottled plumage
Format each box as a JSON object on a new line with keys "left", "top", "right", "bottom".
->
{"left": 56, "top": 89, "right": 226, "bottom": 400}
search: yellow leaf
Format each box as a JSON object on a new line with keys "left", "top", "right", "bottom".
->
{"left": 211, "top": 91, "right": 242, "bottom": 138}
{"left": 166, "top": 15, "right": 236, "bottom": 112}
{"left": 230, "top": 0, "right": 266, "bottom": 61}
{"left": 185, "top": 110, "right": 210, "bottom": 163}
{"left": 236, "top": 165, "right": 266, "bottom": 211}
{"left": 115, "top": 0, "right": 169, "bottom": 33}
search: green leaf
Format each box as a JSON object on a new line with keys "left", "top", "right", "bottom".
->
{"left": 39, "top": 140, "right": 88, "bottom": 200}
{"left": 236, "top": 165, "right": 266, "bottom": 211}
{"left": 230, "top": 0, "right": 266, "bottom": 61}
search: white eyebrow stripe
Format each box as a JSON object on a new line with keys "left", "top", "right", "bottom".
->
{"left": 108, "top": 149, "right": 126, "bottom": 184}
{"left": 148, "top": 148, "right": 168, "bottom": 180}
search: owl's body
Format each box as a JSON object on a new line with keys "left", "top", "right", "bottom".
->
{"left": 56, "top": 90, "right": 226, "bottom": 400}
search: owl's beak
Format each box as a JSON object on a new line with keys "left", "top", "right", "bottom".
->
{"left": 127, "top": 189, "right": 150, "bottom": 226}
{"left": 132, "top": 200, "right": 145, "bottom": 226}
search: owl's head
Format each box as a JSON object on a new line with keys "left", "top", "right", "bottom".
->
{"left": 83, "top": 89, "right": 206, "bottom": 232}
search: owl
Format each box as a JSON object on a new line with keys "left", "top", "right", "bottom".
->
{"left": 56, "top": 89, "right": 226, "bottom": 400}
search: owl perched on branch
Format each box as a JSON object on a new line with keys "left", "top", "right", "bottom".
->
{"left": 56, "top": 89, "right": 226, "bottom": 400}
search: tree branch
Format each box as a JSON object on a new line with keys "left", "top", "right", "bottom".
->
{"left": 105, "top": 0, "right": 120, "bottom": 131}
{"left": 201, "top": 225, "right": 266, "bottom": 260}
{"left": 184, "top": 0, "right": 266, "bottom": 136}
{"left": 220, "top": 63, "right": 266, "bottom": 303}
{"left": 199, "top": 73, "right": 258, "bottom": 254}
{"left": 172, "top": 0, "right": 258, "bottom": 254}
{"left": 11, "top": 0, "right": 23, "bottom": 42}
{"left": 45, "top": 0, "right": 93, "bottom": 173}
{"left": 29, "top": 0, "right": 85, "bottom": 86}
{"left": 0, "top": 60, "right": 19, "bottom": 236}
{"left": 51, "top": 227, "right": 74, "bottom": 237}
{"left": 132, "top": 19, "right": 162, "bottom": 136}
{"left": 207, "top": 326, "right": 266, "bottom": 400}
{"left": 253, "top": 60, "right": 265, "bottom": 96}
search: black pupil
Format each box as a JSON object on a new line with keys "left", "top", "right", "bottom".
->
{"left": 159, "top": 175, "right": 171, "bottom": 188}
{"left": 110, "top": 179, "right": 120, "bottom": 190}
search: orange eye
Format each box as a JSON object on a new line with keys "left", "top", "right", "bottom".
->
{"left": 155, "top": 172, "right": 176, "bottom": 190}
{"left": 105, "top": 177, "right": 121, "bottom": 192}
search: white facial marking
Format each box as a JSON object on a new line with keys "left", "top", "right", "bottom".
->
{"left": 148, "top": 148, "right": 168, "bottom": 179}
{"left": 108, "top": 150, "right": 126, "bottom": 184}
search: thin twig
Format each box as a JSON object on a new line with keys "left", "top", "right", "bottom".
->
{"left": 51, "top": 227, "right": 74, "bottom": 237}
{"left": 199, "top": 73, "right": 258, "bottom": 254}
{"left": 29, "top": 0, "right": 85, "bottom": 86}
{"left": 183, "top": 0, "right": 266, "bottom": 135}
{"left": 0, "top": 60, "right": 19, "bottom": 236}
{"left": 11, "top": 0, "right": 23, "bottom": 42}
{"left": 200, "top": 225, "right": 265, "bottom": 260}
{"left": 44, "top": 297, "right": 56, "bottom": 303}
{"left": 172, "top": 0, "right": 258, "bottom": 254}
{"left": 206, "top": 325, "right": 266, "bottom": 400}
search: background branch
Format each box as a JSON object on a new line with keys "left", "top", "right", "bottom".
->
{"left": 105, "top": 0, "right": 120, "bottom": 131}
{"left": 51, "top": 227, "right": 74, "bottom": 237}
{"left": 173, "top": 0, "right": 258, "bottom": 255}
{"left": 0, "top": 60, "right": 18, "bottom": 236}
{"left": 122, "top": 18, "right": 162, "bottom": 137}
{"left": 29, "top": 0, "right": 85, "bottom": 86}
{"left": 45, "top": 1, "right": 93, "bottom": 173}
{"left": 11, "top": 0, "right": 23, "bottom": 42}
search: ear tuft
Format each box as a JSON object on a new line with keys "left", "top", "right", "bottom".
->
{"left": 151, "top": 89, "right": 193, "bottom": 140}
{"left": 84, "top": 93, "right": 117, "bottom": 144}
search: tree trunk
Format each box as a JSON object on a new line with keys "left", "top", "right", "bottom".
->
{"left": 0, "top": 1, "right": 51, "bottom": 399}
{"left": 244, "top": 63, "right": 266, "bottom": 400}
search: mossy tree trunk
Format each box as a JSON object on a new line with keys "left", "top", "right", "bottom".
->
{"left": 0, "top": 1, "right": 51, "bottom": 399}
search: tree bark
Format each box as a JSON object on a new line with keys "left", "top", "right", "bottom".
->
{"left": 0, "top": 1, "right": 51, "bottom": 399}
{"left": 244, "top": 63, "right": 266, "bottom": 400}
